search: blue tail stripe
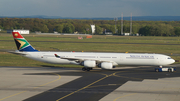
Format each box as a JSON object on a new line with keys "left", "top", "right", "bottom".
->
{"left": 19, "top": 46, "right": 39, "bottom": 52}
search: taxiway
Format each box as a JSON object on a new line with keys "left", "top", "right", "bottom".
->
{"left": 0, "top": 65, "right": 180, "bottom": 101}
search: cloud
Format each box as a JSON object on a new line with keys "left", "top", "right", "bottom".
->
{"left": 0, "top": 0, "right": 180, "bottom": 17}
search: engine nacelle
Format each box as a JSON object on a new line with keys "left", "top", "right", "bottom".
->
{"left": 82, "top": 60, "right": 96, "bottom": 68}
{"left": 100, "top": 62, "right": 113, "bottom": 69}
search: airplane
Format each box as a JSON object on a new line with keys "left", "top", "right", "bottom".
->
{"left": 9, "top": 32, "right": 175, "bottom": 71}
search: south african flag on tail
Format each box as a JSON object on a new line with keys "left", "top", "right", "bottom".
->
{"left": 12, "top": 32, "right": 39, "bottom": 52}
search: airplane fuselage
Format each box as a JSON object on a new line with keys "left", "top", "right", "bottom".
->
{"left": 21, "top": 51, "right": 175, "bottom": 66}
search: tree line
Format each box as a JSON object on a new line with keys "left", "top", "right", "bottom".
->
{"left": 0, "top": 18, "right": 180, "bottom": 36}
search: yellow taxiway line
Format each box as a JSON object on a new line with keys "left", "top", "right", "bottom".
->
{"left": 113, "top": 93, "right": 137, "bottom": 101}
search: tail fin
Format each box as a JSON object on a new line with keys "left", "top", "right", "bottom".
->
{"left": 12, "top": 32, "right": 39, "bottom": 52}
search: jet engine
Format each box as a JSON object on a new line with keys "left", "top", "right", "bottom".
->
{"left": 82, "top": 60, "right": 96, "bottom": 68}
{"left": 99, "top": 62, "right": 113, "bottom": 69}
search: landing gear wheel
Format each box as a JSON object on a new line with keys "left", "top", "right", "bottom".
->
{"left": 168, "top": 69, "right": 172, "bottom": 72}
{"left": 86, "top": 68, "right": 91, "bottom": 71}
{"left": 82, "top": 67, "right": 86, "bottom": 71}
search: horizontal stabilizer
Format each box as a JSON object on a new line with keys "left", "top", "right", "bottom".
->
{"left": 8, "top": 51, "right": 27, "bottom": 55}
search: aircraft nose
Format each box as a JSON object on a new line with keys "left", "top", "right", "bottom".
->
{"left": 171, "top": 59, "right": 175, "bottom": 64}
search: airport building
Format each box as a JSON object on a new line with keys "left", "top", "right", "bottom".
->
{"left": 7, "top": 29, "right": 29, "bottom": 34}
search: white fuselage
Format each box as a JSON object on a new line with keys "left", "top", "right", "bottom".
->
{"left": 21, "top": 51, "right": 175, "bottom": 66}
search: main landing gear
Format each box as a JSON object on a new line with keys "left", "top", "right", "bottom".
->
{"left": 82, "top": 67, "right": 93, "bottom": 71}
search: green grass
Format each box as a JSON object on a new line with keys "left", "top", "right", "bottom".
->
{"left": 0, "top": 33, "right": 180, "bottom": 67}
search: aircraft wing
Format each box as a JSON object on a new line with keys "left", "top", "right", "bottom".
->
{"left": 54, "top": 54, "right": 116, "bottom": 65}
{"left": 54, "top": 54, "right": 79, "bottom": 60}
{"left": 55, "top": 54, "right": 84, "bottom": 63}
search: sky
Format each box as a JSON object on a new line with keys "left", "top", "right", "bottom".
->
{"left": 0, "top": 0, "right": 180, "bottom": 18}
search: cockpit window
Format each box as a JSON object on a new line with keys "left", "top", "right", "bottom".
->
{"left": 168, "top": 57, "right": 172, "bottom": 59}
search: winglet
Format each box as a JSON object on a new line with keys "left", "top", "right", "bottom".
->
{"left": 55, "top": 54, "right": 60, "bottom": 58}
{"left": 12, "top": 32, "right": 39, "bottom": 52}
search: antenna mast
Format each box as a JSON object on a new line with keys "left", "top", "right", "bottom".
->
{"left": 114, "top": 17, "right": 118, "bottom": 34}
{"left": 121, "top": 13, "right": 123, "bottom": 35}
{"left": 130, "top": 13, "right": 132, "bottom": 35}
